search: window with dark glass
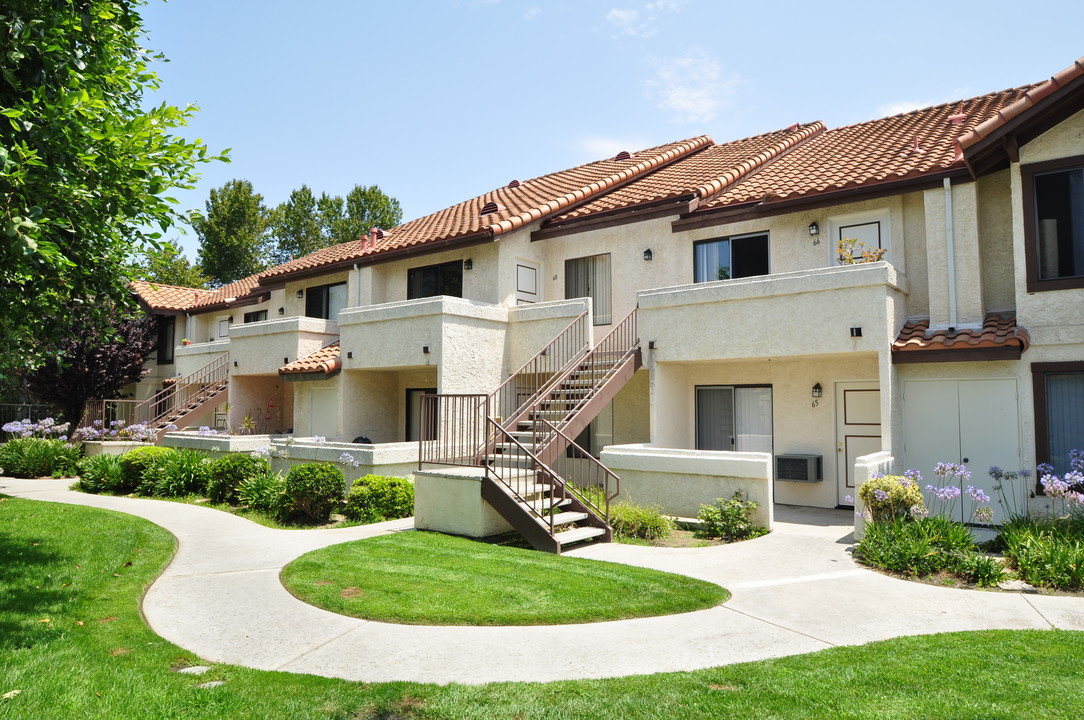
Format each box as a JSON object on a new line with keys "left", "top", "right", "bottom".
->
{"left": 695, "top": 385, "right": 773, "bottom": 453}
{"left": 407, "top": 260, "right": 463, "bottom": 300}
{"left": 305, "top": 282, "right": 347, "bottom": 320}
{"left": 693, "top": 233, "right": 769, "bottom": 283}
{"left": 156, "top": 316, "right": 175, "bottom": 365}
{"left": 1023, "top": 156, "right": 1084, "bottom": 291}
{"left": 1033, "top": 363, "right": 1084, "bottom": 475}
{"left": 565, "top": 253, "right": 612, "bottom": 325}
{"left": 243, "top": 309, "right": 268, "bottom": 323}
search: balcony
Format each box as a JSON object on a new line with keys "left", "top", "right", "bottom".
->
{"left": 337, "top": 296, "right": 590, "bottom": 394}
{"left": 174, "top": 339, "right": 230, "bottom": 378}
{"left": 227, "top": 316, "right": 339, "bottom": 376}
{"left": 637, "top": 262, "right": 908, "bottom": 362}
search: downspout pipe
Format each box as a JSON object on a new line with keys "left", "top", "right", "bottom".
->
{"left": 943, "top": 178, "right": 957, "bottom": 330}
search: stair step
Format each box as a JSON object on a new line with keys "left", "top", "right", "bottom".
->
{"left": 538, "top": 511, "right": 588, "bottom": 527}
{"left": 527, "top": 496, "right": 571, "bottom": 513}
{"left": 554, "top": 526, "right": 607, "bottom": 546}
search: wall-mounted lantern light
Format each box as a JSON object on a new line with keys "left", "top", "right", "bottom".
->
{"left": 808, "top": 221, "right": 820, "bottom": 237}
{"left": 296, "top": 289, "right": 304, "bottom": 299}
{"left": 464, "top": 258, "right": 473, "bottom": 270}
{"left": 227, "top": 315, "right": 233, "bottom": 323}
{"left": 422, "top": 345, "right": 430, "bottom": 354}
{"left": 811, "top": 383, "right": 823, "bottom": 398}
{"left": 643, "top": 248, "right": 654, "bottom": 261}
{"left": 278, "top": 307, "right": 285, "bottom": 315}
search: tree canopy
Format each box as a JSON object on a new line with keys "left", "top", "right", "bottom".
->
{"left": 134, "top": 239, "right": 209, "bottom": 288}
{"left": 0, "top": 0, "right": 223, "bottom": 374}
{"left": 193, "top": 179, "right": 270, "bottom": 287}
{"left": 200, "top": 179, "right": 404, "bottom": 282}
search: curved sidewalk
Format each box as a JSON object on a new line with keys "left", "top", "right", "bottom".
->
{"left": 4, "top": 477, "right": 1083, "bottom": 685}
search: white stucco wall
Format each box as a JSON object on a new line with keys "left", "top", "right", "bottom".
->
{"left": 600, "top": 444, "right": 773, "bottom": 528}
{"left": 173, "top": 340, "right": 230, "bottom": 378}
{"left": 413, "top": 468, "right": 514, "bottom": 538}
{"left": 227, "top": 316, "right": 338, "bottom": 377}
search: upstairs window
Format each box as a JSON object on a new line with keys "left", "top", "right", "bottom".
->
{"left": 243, "top": 309, "right": 268, "bottom": 323}
{"left": 1024, "top": 156, "right": 1084, "bottom": 291}
{"left": 693, "top": 232, "right": 769, "bottom": 283}
{"left": 305, "top": 282, "right": 347, "bottom": 320}
{"left": 408, "top": 260, "right": 463, "bottom": 300}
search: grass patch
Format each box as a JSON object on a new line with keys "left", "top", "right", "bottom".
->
{"left": 281, "top": 530, "right": 728, "bottom": 625}
{"left": 4, "top": 495, "right": 1084, "bottom": 719}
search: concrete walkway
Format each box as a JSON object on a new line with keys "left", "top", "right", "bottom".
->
{"left": 4, "top": 477, "right": 1084, "bottom": 685}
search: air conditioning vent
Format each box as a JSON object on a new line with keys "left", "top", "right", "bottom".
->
{"left": 775, "top": 454, "right": 822, "bottom": 483}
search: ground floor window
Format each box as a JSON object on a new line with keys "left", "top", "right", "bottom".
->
{"left": 1033, "top": 362, "right": 1084, "bottom": 474}
{"left": 695, "top": 385, "right": 773, "bottom": 453}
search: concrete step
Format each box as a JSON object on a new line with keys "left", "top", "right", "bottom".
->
{"left": 554, "top": 526, "right": 607, "bottom": 546}
{"left": 527, "top": 496, "right": 571, "bottom": 513}
{"left": 539, "top": 511, "right": 588, "bottom": 528}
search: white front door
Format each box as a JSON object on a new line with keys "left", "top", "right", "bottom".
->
{"left": 836, "top": 383, "right": 881, "bottom": 506}
{"left": 310, "top": 387, "right": 338, "bottom": 440}
{"left": 902, "top": 379, "right": 1021, "bottom": 524}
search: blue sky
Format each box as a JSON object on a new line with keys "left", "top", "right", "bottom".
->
{"left": 139, "top": 0, "right": 1084, "bottom": 259}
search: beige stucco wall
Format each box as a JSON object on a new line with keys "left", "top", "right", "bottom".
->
{"left": 977, "top": 169, "right": 1016, "bottom": 313}
{"left": 649, "top": 354, "right": 880, "bottom": 509}
{"left": 413, "top": 468, "right": 514, "bottom": 537}
{"left": 173, "top": 339, "right": 230, "bottom": 378}
{"left": 339, "top": 367, "right": 438, "bottom": 443}
{"left": 228, "top": 316, "right": 338, "bottom": 376}
{"left": 229, "top": 375, "right": 289, "bottom": 434}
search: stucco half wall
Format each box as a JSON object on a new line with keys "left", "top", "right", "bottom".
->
{"left": 600, "top": 444, "right": 773, "bottom": 529}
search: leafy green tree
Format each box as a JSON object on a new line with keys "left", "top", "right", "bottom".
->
{"left": 134, "top": 239, "right": 209, "bottom": 288}
{"left": 269, "top": 185, "right": 323, "bottom": 265}
{"left": 193, "top": 179, "right": 270, "bottom": 286}
{"left": 0, "top": 0, "right": 222, "bottom": 374}
{"left": 336, "top": 184, "right": 403, "bottom": 244}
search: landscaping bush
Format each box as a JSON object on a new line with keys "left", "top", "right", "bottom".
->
{"left": 237, "top": 471, "right": 287, "bottom": 516}
{"left": 855, "top": 515, "right": 976, "bottom": 577}
{"left": 75, "top": 454, "right": 125, "bottom": 493}
{"left": 1001, "top": 519, "right": 1084, "bottom": 591}
{"left": 118, "top": 446, "right": 175, "bottom": 493}
{"left": 958, "top": 551, "right": 1006, "bottom": 588}
{"left": 282, "top": 462, "right": 344, "bottom": 523}
{"left": 858, "top": 474, "right": 925, "bottom": 521}
{"left": 608, "top": 501, "right": 674, "bottom": 540}
{"left": 139, "top": 449, "right": 212, "bottom": 497}
{"left": 0, "top": 437, "right": 81, "bottom": 478}
{"left": 695, "top": 492, "right": 768, "bottom": 541}
{"left": 343, "top": 474, "right": 413, "bottom": 523}
{"left": 207, "top": 453, "right": 271, "bottom": 504}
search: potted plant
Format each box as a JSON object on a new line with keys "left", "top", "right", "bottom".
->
{"left": 181, "top": 338, "right": 191, "bottom": 346}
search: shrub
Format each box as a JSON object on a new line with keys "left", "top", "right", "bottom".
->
{"left": 237, "top": 472, "right": 287, "bottom": 516}
{"left": 608, "top": 501, "right": 674, "bottom": 540}
{"left": 282, "top": 462, "right": 345, "bottom": 523}
{"left": 1001, "top": 519, "right": 1084, "bottom": 591}
{"left": 140, "top": 449, "right": 213, "bottom": 497}
{"left": 855, "top": 516, "right": 977, "bottom": 577}
{"left": 958, "top": 552, "right": 1006, "bottom": 588}
{"left": 118, "top": 446, "right": 175, "bottom": 493}
{"left": 695, "top": 492, "right": 768, "bottom": 541}
{"left": 0, "top": 438, "right": 82, "bottom": 478}
{"left": 343, "top": 475, "right": 414, "bottom": 523}
{"left": 207, "top": 453, "right": 271, "bottom": 504}
{"left": 858, "top": 474, "right": 924, "bottom": 522}
{"left": 75, "top": 454, "right": 125, "bottom": 494}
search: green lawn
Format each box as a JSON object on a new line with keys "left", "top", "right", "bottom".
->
{"left": 3, "top": 494, "right": 1084, "bottom": 720}
{"left": 281, "top": 530, "right": 728, "bottom": 625}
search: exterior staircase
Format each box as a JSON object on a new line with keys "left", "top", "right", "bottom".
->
{"left": 420, "top": 309, "right": 641, "bottom": 553}
{"left": 82, "top": 353, "right": 230, "bottom": 442}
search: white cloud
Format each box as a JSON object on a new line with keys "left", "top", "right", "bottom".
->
{"left": 606, "top": 8, "right": 654, "bottom": 37}
{"left": 646, "top": 48, "right": 742, "bottom": 123}
{"left": 577, "top": 135, "right": 652, "bottom": 159}
{"left": 523, "top": 7, "right": 541, "bottom": 20}
{"left": 644, "top": 0, "right": 687, "bottom": 11}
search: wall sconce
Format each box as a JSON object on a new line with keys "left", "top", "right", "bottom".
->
{"left": 811, "top": 383, "right": 823, "bottom": 398}
{"left": 347, "top": 351, "right": 353, "bottom": 359}
{"left": 227, "top": 316, "right": 233, "bottom": 323}
{"left": 296, "top": 289, "right": 304, "bottom": 299}
{"left": 808, "top": 222, "right": 820, "bottom": 237}
{"left": 648, "top": 340, "right": 657, "bottom": 350}
{"left": 422, "top": 345, "right": 430, "bottom": 354}
{"left": 643, "top": 248, "right": 654, "bottom": 261}
{"left": 277, "top": 307, "right": 285, "bottom": 315}
{"left": 283, "top": 357, "right": 289, "bottom": 364}
{"left": 850, "top": 327, "right": 863, "bottom": 338}
{"left": 233, "top": 361, "right": 238, "bottom": 367}
{"left": 464, "top": 258, "right": 473, "bottom": 270}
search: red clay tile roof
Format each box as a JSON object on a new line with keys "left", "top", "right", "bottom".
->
{"left": 698, "top": 86, "right": 1039, "bottom": 212}
{"left": 547, "top": 123, "right": 825, "bottom": 224}
{"left": 259, "top": 136, "right": 712, "bottom": 282}
{"left": 958, "top": 56, "right": 1084, "bottom": 153}
{"left": 131, "top": 280, "right": 216, "bottom": 312}
{"left": 279, "top": 341, "right": 341, "bottom": 375}
{"left": 892, "top": 313, "right": 1030, "bottom": 362}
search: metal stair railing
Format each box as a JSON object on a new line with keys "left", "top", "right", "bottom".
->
{"left": 537, "top": 418, "right": 618, "bottom": 521}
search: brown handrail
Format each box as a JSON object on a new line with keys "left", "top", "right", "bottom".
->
{"left": 487, "top": 309, "right": 590, "bottom": 427}
{"left": 539, "top": 418, "right": 618, "bottom": 519}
